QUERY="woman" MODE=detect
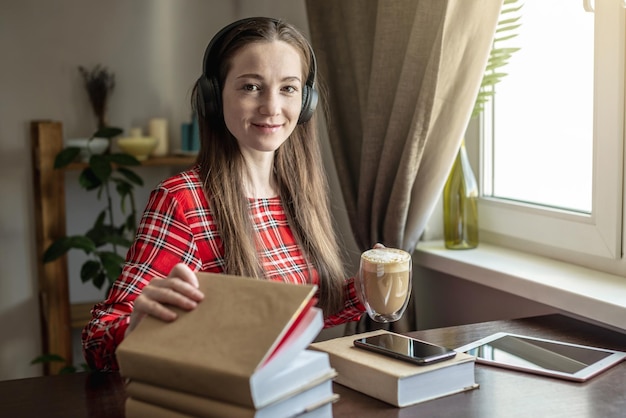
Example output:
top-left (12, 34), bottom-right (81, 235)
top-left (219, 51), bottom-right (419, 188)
top-left (82, 17), bottom-right (365, 371)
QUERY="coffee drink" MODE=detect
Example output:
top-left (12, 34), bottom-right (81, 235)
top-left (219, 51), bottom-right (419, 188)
top-left (359, 248), bottom-right (412, 322)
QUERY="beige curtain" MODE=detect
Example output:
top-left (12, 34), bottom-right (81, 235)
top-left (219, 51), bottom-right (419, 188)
top-left (306, 0), bottom-right (502, 332)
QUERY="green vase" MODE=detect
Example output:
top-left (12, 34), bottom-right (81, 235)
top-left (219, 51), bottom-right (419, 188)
top-left (443, 140), bottom-right (479, 249)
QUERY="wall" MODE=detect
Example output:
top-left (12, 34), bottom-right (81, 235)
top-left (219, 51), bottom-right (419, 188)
top-left (413, 264), bottom-right (557, 330)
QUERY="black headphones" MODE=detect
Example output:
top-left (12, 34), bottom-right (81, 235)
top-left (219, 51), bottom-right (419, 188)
top-left (197, 17), bottom-right (318, 125)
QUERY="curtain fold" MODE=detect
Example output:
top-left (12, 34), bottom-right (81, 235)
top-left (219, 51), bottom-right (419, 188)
top-left (306, 0), bottom-right (502, 332)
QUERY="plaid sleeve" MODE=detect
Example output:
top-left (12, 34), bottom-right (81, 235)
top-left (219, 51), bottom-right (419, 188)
top-left (323, 276), bottom-right (365, 328)
top-left (81, 183), bottom-right (203, 371)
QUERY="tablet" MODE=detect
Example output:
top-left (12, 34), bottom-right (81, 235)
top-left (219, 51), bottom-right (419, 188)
top-left (455, 332), bottom-right (626, 382)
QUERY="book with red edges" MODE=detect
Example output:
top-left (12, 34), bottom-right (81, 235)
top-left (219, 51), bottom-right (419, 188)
top-left (116, 272), bottom-right (324, 409)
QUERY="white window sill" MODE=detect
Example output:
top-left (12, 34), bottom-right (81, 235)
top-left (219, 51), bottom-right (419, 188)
top-left (414, 241), bottom-right (626, 332)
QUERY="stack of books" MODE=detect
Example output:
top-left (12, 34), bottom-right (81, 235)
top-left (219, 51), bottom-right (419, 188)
top-left (116, 273), bottom-right (338, 418)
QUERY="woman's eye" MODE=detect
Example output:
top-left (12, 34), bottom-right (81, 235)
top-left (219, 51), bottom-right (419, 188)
top-left (283, 85), bottom-right (297, 94)
top-left (243, 84), bottom-right (259, 92)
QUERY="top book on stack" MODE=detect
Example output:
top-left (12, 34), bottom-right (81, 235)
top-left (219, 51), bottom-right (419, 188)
top-left (116, 272), bottom-right (324, 409)
top-left (311, 330), bottom-right (477, 407)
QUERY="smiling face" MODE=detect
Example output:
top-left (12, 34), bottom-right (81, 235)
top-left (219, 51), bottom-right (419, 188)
top-left (222, 40), bottom-right (304, 159)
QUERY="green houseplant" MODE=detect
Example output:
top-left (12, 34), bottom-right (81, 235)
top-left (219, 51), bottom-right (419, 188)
top-left (43, 126), bottom-right (144, 290)
top-left (443, 0), bottom-right (522, 249)
top-left (34, 128), bottom-right (143, 373)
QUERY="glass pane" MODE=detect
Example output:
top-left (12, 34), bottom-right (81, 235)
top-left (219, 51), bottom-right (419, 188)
top-left (491, 1), bottom-right (594, 213)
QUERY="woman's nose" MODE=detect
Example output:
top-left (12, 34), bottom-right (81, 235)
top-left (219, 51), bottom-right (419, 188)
top-left (259, 91), bottom-right (280, 116)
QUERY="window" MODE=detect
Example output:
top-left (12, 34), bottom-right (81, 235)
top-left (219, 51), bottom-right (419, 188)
top-left (477, 0), bottom-right (625, 267)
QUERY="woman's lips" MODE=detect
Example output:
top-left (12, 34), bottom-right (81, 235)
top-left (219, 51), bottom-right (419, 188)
top-left (253, 123), bottom-right (283, 133)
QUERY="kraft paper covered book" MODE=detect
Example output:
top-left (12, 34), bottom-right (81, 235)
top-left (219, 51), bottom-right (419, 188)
top-left (125, 395), bottom-right (338, 418)
top-left (116, 272), bottom-right (323, 409)
top-left (125, 363), bottom-right (337, 418)
top-left (310, 330), bottom-right (478, 407)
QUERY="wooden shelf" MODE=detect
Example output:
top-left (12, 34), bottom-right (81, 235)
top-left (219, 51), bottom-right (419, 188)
top-left (31, 121), bottom-right (70, 375)
top-left (30, 120), bottom-right (195, 374)
top-left (66, 154), bottom-right (197, 170)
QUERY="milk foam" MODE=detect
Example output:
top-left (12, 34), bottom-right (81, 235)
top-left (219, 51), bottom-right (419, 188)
top-left (361, 248), bottom-right (411, 273)
top-left (361, 248), bottom-right (410, 264)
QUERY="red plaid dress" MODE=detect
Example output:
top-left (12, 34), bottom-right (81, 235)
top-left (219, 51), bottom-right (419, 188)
top-left (82, 166), bottom-right (364, 371)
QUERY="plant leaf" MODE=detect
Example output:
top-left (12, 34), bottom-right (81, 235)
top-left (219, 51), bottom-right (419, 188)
top-left (31, 354), bottom-right (67, 365)
top-left (501, 3), bottom-right (523, 14)
top-left (93, 126), bottom-right (123, 139)
top-left (54, 147), bottom-right (81, 168)
top-left (93, 210), bottom-right (107, 229)
top-left (116, 167), bottom-right (144, 186)
top-left (471, 0), bottom-right (522, 118)
top-left (80, 260), bottom-right (102, 283)
top-left (79, 167), bottom-right (103, 191)
top-left (92, 271), bottom-right (107, 290)
top-left (105, 234), bottom-right (132, 247)
top-left (114, 180), bottom-right (133, 213)
top-left (99, 251), bottom-right (125, 266)
top-left (42, 238), bottom-right (71, 262)
top-left (125, 213), bottom-right (137, 234)
top-left (498, 17), bottom-right (521, 26)
top-left (86, 223), bottom-right (120, 247)
top-left (68, 236), bottom-right (97, 253)
top-left (496, 23), bottom-right (522, 34)
top-left (43, 236), bottom-right (96, 262)
top-left (108, 153), bottom-right (141, 166)
top-left (58, 365), bottom-right (78, 374)
top-left (114, 178), bottom-right (133, 195)
top-left (89, 154), bottom-right (112, 182)
top-left (99, 251), bottom-right (125, 282)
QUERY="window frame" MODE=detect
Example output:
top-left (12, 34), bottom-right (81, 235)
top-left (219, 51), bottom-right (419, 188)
top-left (475, 0), bottom-right (626, 268)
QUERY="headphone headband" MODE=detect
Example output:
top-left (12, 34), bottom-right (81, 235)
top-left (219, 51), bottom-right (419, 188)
top-left (198, 17), bottom-right (318, 125)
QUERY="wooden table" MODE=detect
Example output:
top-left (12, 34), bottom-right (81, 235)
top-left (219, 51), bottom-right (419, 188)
top-left (1, 314), bottom-right (625, 417)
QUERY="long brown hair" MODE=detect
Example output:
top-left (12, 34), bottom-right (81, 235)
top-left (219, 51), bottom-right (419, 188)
top-left (191, 18), bottom-right (346, 316)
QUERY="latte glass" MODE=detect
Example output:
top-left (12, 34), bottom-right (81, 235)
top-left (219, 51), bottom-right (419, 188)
top-left (357, 248), bottom-right (412, 323)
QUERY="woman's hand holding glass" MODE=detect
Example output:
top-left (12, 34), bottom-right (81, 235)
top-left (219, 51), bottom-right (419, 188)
top-left (126, 263), bottom-right (204, 336)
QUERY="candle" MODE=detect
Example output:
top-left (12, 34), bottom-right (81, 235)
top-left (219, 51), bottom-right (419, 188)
top-left (148, 118), bottom-right (168, 157)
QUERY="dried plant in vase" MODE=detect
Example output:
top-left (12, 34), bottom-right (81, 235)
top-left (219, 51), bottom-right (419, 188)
top-left (79, 64), bottom-right (115, 129)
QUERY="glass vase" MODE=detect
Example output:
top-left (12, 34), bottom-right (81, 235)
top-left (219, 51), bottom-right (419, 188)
top-left (443, 140), bottom-right (479, 249)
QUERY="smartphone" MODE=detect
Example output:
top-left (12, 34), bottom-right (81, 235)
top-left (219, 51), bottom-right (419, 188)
top-left (353, 333), bottom-right (457, 366)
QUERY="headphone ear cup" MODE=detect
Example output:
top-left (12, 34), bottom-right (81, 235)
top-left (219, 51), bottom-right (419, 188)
top-left (198, 75), bottom-right (221, 120)
top-left (298, 85), bottom-right (318, 124)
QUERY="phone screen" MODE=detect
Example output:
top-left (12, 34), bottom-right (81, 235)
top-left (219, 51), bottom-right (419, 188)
top-left (354, 333), bottom-right (456, 365)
